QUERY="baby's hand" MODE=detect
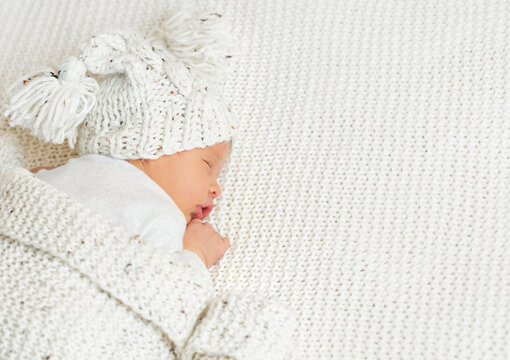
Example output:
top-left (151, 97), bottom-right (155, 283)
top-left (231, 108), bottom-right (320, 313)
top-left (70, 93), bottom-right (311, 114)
top-left (183, 219), bottom-right (230, 269)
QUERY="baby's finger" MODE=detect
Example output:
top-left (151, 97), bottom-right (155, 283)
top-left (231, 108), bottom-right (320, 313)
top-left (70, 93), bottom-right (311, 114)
top-left (223, 237), bottom-right (230, 248)
top-left (189, 218), bottom-right (204, 226)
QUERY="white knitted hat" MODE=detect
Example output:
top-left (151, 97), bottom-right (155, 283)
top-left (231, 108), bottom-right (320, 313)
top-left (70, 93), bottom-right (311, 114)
top-left (2, 4), bottom-right (239, 159)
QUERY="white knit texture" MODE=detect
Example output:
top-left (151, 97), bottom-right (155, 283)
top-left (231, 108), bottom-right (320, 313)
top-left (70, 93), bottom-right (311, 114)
top-left (0, 149), bottom-right (297, 358)
top-left (0, 0), bottom-right (509, 359)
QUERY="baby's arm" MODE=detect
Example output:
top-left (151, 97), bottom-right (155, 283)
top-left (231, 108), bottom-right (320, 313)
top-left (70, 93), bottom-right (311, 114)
top-left (173, 249), bottom-right (211, 280)
top-left (138, 228), bottom-right (210, 280)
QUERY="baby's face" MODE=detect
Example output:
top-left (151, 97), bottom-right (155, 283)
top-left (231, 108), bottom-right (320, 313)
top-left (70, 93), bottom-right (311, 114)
top-left (127, 141), bottom-right (231, 224)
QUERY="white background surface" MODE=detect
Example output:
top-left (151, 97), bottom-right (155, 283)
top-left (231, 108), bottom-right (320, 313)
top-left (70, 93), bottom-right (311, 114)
top-left (1, 0), bottom-right (508, 358)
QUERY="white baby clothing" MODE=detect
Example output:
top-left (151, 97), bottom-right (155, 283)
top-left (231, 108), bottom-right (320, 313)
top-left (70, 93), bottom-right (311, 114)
top-left (35, 154), bottom-right (209, 279)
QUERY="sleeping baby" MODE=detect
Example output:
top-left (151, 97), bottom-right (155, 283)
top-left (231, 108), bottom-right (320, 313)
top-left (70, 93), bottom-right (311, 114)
top-left (3, 12), bottom-right (238, 279)
top-left (31, 140), bottom-right (232, 278)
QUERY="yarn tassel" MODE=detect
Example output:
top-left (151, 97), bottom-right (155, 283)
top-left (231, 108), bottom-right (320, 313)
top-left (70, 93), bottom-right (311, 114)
top-left (3, 57), bottom-right (99, 148)
top-left (148, 4), bottom-right (240, 94)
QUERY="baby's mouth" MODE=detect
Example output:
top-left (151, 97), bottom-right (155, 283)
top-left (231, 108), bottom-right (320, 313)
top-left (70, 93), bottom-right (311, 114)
top-left (193, 205), bottom-right (213, 220)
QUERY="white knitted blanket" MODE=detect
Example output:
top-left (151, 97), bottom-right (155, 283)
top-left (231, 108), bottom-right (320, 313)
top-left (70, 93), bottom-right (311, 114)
top-left (1, 0), bottom-right (508, 359)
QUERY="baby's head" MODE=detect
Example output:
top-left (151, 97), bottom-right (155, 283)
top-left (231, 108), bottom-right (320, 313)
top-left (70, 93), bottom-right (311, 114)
top-left (3, 7), bottom-right (239, 226)
top-left (127, 140), bottom-right (232, 224)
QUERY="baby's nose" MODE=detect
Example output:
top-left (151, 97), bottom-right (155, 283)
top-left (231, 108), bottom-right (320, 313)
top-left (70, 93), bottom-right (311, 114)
top-left (210, 182), bottom-right (222, 198)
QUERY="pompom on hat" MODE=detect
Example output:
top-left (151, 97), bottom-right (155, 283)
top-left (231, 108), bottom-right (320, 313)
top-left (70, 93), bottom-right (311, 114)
top-left (3, 3), bottom-right (240, 159)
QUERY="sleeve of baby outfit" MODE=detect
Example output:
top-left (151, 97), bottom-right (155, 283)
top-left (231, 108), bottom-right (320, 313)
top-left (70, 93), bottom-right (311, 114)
top-left (140, 219), bottom-right (211, 280)
top-left (172, 249), bottom-right (211, 281)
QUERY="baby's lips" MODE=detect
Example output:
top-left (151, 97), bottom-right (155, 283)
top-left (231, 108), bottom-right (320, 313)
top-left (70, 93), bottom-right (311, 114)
top-left (194, 204), bottom-right (213, 219)
top-left (202, 205), bottom-right (213, 218)
top-left (194, 205), bottom-right (203, 219)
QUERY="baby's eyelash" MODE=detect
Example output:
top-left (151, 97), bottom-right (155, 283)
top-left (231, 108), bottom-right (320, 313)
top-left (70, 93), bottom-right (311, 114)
top-left (203, 159), bottom-right (212, 168)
